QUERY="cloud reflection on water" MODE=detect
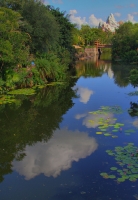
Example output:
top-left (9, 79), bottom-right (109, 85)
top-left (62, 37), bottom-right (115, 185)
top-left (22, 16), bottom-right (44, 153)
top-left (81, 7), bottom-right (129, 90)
top-left (73, 86), bottom-right (94, 104)
top-left (133, 119), bottom-right (138, 128)
top-left (75, 112), bottom-right (115, 128)
top-left (13, 128), bottom-right (98, 180)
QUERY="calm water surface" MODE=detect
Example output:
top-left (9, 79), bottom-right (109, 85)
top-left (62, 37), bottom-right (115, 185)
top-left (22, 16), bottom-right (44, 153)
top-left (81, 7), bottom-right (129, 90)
top-left (1, 55), bottom-right (138, 200)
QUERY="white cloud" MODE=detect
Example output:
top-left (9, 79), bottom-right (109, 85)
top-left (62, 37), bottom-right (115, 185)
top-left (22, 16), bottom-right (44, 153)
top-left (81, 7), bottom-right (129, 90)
top-left (13, 128), bottom-right (98, 180)
top-left (114, 12), bottom-right (121, 17)
top-left (129, 3), bottom-right (136, 8)
top-left (89, 14), bottom-right (104, 27)
top-left (127, 14), bottom-right (136, 23)
top-left (75, 86), bottom-right (94, 104)
top-left (132, 12), bottom-right (138, 16)
top-left (107, 67), bottom-right (114, 79)
top-left (69, 10), bottom-right (87, 28)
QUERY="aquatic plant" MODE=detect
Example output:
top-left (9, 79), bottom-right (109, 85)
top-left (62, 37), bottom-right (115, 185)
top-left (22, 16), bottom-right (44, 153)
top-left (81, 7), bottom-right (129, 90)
top-left (89, 105), bottom-right (123, 115)
top-left (100, 143), bottom-right (138, 183)
top-left (89, 106), bottom-right (124, 138)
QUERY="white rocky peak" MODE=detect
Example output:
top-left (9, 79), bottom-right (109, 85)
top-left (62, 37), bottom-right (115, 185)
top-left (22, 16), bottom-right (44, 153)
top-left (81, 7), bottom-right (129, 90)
top-left (99, 13), bottom-right (119, 32)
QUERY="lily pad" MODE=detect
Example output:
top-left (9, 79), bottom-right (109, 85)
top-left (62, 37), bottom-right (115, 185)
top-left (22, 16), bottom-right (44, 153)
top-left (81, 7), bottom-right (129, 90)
top-left (100, 144), bottom-right (138, 183)
top-left (110, 167), bottom-right (117, 171)
top-left (117, 178), bottom-right (125, 182)
top-left (96, 132), bottom-right (102, 134)
top-left (108, 175), bottom-right (116, 179)
top-left (104, 133), bottom-right (111, 136)
top-left (112, 135), bottom-right (118, 138)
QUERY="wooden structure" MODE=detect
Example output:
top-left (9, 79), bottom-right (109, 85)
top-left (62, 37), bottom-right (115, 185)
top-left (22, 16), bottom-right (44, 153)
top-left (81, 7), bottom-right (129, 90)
top-left (94, 40), bottom-right (112, 49)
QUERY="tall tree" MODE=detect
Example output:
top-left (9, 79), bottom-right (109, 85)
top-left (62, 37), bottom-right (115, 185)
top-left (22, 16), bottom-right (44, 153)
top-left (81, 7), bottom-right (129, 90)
top-left (0, 7), bottom-right (30, 69)
top-left (46, 6), bottom-right (77, 64)
top-left (20, 1), bottom-right (60, 54)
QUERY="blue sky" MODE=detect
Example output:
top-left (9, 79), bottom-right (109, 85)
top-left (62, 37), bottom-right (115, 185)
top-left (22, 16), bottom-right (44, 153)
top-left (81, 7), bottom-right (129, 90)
top-left (43, 0), bottom-right (138, 28)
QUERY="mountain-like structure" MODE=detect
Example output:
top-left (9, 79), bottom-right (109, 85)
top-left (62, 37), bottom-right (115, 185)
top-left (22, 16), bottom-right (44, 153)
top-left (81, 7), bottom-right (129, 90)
top-left (99, 13), bottom-right (119, 32)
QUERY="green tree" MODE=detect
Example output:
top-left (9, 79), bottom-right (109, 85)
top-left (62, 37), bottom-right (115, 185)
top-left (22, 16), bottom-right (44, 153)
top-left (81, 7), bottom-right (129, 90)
top-left (79, 25), bottom-right (113, 47)
top-left (46, 6), bottom-right (77, 65)
top-left (112, 22), bottom-right (138, 62)
top-left (20, 1), bottom-right (60, 54)
top-left (0, 7), bottom-right (30, 69)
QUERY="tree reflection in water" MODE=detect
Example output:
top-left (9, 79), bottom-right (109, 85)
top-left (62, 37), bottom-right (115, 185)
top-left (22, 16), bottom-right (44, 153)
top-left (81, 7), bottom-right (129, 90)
top-left (0, 80), bottom-right (78, 182)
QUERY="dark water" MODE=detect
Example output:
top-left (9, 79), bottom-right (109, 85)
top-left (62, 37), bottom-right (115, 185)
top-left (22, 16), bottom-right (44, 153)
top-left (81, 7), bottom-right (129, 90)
top-left (0, 55), bottom-right (138, 200)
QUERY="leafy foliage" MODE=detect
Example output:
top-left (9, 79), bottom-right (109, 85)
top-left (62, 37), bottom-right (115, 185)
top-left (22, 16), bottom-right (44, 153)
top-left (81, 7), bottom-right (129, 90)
top-left (0, 7), bottom-right (30, 68)
top-left (76, 25), bottom-right (113, 47)
top-left (0, 1), bottom-right (77, 89)
top-left (112, 22), bottom-right (138, 62)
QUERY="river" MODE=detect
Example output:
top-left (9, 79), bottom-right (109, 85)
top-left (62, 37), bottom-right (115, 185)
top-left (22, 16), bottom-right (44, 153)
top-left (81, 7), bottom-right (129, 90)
top-left (0, 54), bottom-right (138, 200)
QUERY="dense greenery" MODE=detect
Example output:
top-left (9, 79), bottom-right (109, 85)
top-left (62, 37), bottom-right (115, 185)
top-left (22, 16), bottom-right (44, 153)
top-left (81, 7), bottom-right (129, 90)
top-left (112, 22), bottom-right (138, 63)
top-left (73, 24), bottom-right (113, 47)
top-left (3, 1), bottom-right (138, 91)
top-left (0, 0), bottom-right (78, 92)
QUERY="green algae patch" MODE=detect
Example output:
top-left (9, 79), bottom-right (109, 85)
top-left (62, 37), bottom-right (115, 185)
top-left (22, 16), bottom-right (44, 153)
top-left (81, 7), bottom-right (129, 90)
top-left (8, 88), bottom-right (36, 95)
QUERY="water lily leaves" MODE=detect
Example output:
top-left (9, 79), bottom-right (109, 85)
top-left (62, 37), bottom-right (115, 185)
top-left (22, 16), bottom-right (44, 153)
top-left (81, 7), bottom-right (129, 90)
top-left (129, 177), bottom-right (137, 182)
top-left (125, 129), bottom-right (136, 136)
top-left (112, 135), bottom-right (118, 138)
top-left (99, 128), bottom-right (107, 131)
top-left (100, 172), bottom-right (108, 176)
top-left (128, 143), bottom-right (134, 146)
top-left (100, 144), bottom-right (138, 183)
top-left (89, 105), bottom-right (125, 138)
top-left (117, 169), bottom-right (123, 172)
top-left (125, 129), bottom-right (135, 133)
top-left (117, 178), bottom-right (125, 182)
top-left (110, 167), bottom-right (117, 171)
top-left (89, 106), bottom-right (123, 115)
top-left (104, 133), bottom-right (111, 136)
top-left (100, 173), bottom-right (109, 179)
top-left (108, 175), bottom-right (116, 179)
top-left (96, 132), bottom-right (102, 134)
